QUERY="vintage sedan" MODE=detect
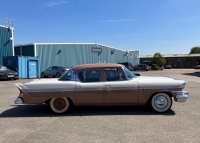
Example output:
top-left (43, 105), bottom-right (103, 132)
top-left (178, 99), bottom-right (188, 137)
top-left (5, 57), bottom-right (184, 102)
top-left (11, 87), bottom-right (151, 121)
top-left (14, 63), bottom-right (188, 114)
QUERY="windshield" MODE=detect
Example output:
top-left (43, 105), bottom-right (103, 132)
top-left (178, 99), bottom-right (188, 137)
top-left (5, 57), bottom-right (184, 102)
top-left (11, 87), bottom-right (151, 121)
top-left (123, 66), bottom-right (137, 79)
top-left (0, 66), bottom-right (8, 71)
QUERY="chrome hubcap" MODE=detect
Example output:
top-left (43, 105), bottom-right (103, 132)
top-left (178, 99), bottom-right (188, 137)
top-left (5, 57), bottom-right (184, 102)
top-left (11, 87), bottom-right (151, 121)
top-left (155, 96), bottom-right (168, 109)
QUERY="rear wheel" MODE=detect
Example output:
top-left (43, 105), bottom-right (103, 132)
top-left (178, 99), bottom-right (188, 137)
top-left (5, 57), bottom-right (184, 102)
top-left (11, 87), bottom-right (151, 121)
top-left (150, 93), bottom-right (172, 112)
top-left (50, 97), bottom-right (71, 114)
top-left (41, 72), bottom-right (46, 78)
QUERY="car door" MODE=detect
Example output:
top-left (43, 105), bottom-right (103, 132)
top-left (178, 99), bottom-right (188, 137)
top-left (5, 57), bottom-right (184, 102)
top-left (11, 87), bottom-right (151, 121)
top-left (75, 69), bottom-right (104, 105)
top-left (52, 66), bottom-right (58, 76)
top-left (45, 66), bottom-right (53, 76)
top-left (103, 67), bottom-right (139, 105)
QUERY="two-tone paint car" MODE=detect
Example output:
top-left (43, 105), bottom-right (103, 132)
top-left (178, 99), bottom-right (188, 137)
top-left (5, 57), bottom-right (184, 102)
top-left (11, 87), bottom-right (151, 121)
top-left (14, 63), bottom-right (188, 114)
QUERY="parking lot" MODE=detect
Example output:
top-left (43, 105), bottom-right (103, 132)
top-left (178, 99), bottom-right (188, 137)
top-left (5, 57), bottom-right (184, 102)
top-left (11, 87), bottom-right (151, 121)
top-left (0, 69), bottom-right (200, 143)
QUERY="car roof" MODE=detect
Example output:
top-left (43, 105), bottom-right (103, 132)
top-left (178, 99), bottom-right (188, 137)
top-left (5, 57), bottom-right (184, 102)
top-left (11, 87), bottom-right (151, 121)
top-left (72, 63), bottom-right (123, 73)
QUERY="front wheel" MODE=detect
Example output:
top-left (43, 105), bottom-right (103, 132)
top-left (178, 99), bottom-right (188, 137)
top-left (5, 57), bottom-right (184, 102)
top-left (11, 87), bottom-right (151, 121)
top-left (150, 93), bottom-right (172, 112)
top-left (50, 97), bottom-right (71, 114)
top-left (55, 73), bottom-right (61, 78)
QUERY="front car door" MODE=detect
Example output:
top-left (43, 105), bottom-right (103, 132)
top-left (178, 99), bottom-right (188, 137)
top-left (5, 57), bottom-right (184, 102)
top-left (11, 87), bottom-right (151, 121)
top-left (45, 66), bottom-right (53, 76)
top-left (75, 69), bottom-right (104, 105)
top-left (103, 67), bottom-right (139, 105)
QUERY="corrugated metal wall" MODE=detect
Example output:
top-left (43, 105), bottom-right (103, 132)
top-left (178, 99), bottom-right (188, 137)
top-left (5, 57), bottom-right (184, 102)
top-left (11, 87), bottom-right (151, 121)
top-left (14, 43), bottom-right (139, 72)
top-left (35, 43), bottom-right (139, 71)
top-left (0, 26), bottom-right (13, 65)
top-left (128, 50), bottom-right (140, 66)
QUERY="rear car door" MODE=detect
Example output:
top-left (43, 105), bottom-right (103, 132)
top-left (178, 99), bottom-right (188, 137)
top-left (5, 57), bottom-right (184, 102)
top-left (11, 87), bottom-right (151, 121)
top-left (75, 69), bottom-right (104, 105)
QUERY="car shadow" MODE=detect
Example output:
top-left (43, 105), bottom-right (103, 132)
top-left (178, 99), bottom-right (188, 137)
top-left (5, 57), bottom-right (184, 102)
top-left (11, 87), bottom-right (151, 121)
top-left (0, 104), bottom-right (175, 118)
top-left (182, 72), bottom-right (200, 77)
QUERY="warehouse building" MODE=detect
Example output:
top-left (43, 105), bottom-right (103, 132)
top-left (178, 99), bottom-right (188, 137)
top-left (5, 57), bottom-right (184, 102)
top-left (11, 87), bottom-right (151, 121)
top-left (140, 54), bottom-right (200, 68)
top-left (0, 25), bottom-right (14, 65)
top-left (14, 43), bottom-right (140, 72)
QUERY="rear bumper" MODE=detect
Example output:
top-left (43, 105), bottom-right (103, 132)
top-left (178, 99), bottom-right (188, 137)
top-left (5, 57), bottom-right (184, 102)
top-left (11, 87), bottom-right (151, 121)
top-left (172, 91), bottom-right (189, 103)
top-left (14, 93), bottom-right (23, 104)
top-left (14, 97), bottom-right (23, 104)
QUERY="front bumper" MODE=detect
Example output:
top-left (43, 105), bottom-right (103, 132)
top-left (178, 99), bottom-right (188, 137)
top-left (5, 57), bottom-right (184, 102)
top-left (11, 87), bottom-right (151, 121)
top-left (172, 91), bottom-right (189, 103)
top-left (0, 75), bottom-right (18, 80)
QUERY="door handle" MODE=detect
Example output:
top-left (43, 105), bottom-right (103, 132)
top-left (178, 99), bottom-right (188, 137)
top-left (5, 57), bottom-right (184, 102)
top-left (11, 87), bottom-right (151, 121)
top-left (105, 85), bottom-right (111, 92)
top-left (105, 85), bottom-right (111, 88)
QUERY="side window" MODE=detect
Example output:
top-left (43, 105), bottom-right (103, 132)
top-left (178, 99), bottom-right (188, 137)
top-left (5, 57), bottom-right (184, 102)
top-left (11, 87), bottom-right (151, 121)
top-left (78, 69), bottom-right (100, 83)
top-left (104, 68), bottom-right (126, 81)
top-left (53, 66), bottom-right (58, 70)
top-left (47, 67), bottom-right (53, 70)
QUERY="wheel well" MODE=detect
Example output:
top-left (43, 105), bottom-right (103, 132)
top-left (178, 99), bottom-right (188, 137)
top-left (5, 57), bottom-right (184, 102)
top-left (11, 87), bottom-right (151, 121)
top-left (44, 97), bottom-right (74, 106)
top-left (66, 97), bottom-right (74, 106)
top-left (147, 92), bottom-right (172, 104)
top-left (44, 98), bottom-right (51, 104)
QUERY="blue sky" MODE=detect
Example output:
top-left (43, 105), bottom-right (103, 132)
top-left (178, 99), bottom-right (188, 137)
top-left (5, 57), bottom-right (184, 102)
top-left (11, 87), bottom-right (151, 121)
top-left (0, 0), bottom-right (200, 55)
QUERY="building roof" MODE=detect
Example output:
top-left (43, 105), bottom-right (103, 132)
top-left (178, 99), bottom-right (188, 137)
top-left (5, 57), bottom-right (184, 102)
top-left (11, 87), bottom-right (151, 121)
top-left (14, 43), bottom-right (139, 53)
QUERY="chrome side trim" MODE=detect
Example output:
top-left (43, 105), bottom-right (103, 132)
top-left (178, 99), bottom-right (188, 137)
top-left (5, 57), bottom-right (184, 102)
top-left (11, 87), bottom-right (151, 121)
top-left (172, 91), bottom-right (189, 103)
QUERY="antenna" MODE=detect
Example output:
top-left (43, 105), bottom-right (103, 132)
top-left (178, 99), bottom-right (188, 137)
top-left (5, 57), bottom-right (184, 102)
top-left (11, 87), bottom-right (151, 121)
top-left (7, 18), bottom-right (10, 27)
top-left (7, 18), bottom-right (14, 28)
top-left (11, 20), bottom-right (14, 27)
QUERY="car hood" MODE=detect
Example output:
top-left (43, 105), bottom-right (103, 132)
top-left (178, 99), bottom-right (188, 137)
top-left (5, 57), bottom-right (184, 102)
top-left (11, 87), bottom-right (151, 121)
top-left (0, 70), bottom-right (16, 74)
top-left (136, 76), bottom-right (187, 89)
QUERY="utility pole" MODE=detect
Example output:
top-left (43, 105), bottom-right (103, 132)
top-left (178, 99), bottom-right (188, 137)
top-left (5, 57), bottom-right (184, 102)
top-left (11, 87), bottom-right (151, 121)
top-left (7, 18), bottom-right (14, 56)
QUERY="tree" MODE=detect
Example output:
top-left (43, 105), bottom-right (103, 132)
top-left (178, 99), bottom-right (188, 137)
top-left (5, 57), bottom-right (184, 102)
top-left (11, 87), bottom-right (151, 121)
top-left (152, 52), bottom-right (166, 70)
top-left (190, 46), bottom-right (200, 54)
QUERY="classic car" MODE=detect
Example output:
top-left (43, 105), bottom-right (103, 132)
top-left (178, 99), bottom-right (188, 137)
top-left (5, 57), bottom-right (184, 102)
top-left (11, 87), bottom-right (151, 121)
top-left (14, 63), bottom-right (188, 114)
top-left (0, 66), bottom-right (18, 80)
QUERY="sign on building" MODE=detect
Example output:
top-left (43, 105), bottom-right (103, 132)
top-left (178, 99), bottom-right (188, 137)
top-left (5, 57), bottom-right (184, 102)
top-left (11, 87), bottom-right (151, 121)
top-left (91, 47), bottom-right (102, 53)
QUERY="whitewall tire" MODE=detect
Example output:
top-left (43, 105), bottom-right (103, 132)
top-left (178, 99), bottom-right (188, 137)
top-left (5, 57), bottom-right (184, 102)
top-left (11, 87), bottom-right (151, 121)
top-left (50, 97), bottom-right (70, 114)
top-left (150, 93), bottom-right (172, 112)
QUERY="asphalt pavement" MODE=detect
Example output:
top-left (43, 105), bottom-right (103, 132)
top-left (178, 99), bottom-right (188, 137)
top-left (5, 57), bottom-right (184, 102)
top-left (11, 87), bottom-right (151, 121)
top-left (0, 69), bottom-right (200, 143)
